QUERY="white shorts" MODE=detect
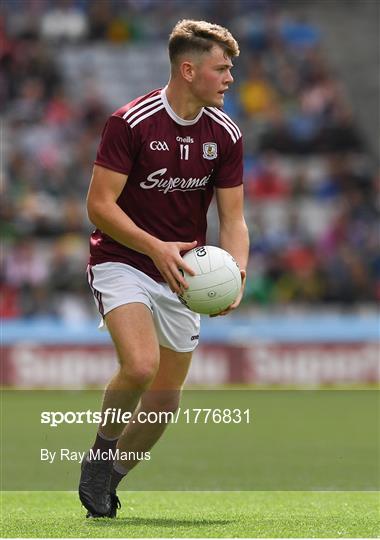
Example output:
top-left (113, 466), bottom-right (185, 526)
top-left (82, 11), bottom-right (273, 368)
top-left (87, 262), bottom-right (200, 352)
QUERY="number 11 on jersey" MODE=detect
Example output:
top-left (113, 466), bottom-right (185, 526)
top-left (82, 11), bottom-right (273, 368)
top-left (180, 144), bottom-right (189, 160)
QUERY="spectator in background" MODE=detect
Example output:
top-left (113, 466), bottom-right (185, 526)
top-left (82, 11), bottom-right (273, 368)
top-left (239, 59), bottom-right (277, 117)
top-left (40, 0), bottom-right (88, 42)
top-left (246, 153), bottom-right (290, 200)
top-left (8, 78), bottom-right (45, 124)
top-left (87, 1), bottom-right (113, 41)
top-left (1, 1), bottom-right (377, 317)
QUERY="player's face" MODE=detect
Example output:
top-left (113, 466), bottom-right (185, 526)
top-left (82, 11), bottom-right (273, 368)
top-left (191, 45), bottom-right (234, 108)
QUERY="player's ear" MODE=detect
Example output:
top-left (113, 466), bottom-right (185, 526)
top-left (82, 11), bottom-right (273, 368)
top-left (181, 61), bottom-right (195, 82)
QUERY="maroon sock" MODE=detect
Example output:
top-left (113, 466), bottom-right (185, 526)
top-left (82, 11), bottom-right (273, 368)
top-left (91, 432), bottom-right (118, 454)
top-left (110, 468), bottom-right (127, 492)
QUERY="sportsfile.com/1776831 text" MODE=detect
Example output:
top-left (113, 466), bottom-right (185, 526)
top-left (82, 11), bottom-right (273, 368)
top-left (40, 407), bottom-right (251, 427)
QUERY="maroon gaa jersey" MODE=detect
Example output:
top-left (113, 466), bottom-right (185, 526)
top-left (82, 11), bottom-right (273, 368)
top-left (90, 87), bottom-right (243, 282)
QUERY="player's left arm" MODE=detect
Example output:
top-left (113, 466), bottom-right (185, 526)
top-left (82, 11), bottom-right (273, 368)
top-left (215, 184), bottom-right (249, 316)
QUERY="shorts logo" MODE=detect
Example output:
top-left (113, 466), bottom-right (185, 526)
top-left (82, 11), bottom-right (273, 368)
top-left (203, 142), bottom-right (217, 160)
top-left (150, 141), bottom-right (169, 151)
top-left (191, 334), bottom-right (199, 341)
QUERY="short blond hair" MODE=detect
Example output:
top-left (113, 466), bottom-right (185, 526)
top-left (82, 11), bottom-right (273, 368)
top-left (168, 19), bottom-right (240, 66)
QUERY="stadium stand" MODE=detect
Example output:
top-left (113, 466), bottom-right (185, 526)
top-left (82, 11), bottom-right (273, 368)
top-left (1, 0), bottom-right (379, 321)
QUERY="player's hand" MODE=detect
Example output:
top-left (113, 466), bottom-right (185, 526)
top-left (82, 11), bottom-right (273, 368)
top-left (210, 269), bottom-right (246, 318)
top-left (151, 240), bottom-right (197, 293)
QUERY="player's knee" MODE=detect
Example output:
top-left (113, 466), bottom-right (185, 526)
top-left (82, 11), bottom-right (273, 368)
top-left (119, 361), bottom-right (158, 390)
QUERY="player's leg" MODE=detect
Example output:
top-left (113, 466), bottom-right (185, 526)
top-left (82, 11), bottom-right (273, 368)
top-left (79, 302), bottom-right (159, 517)
top-left (108, 280), bottom-right (199, 486)
top-left (98, 303), bottom-right (160, 439)
top-left (110, 346), bottom-right (193, 491)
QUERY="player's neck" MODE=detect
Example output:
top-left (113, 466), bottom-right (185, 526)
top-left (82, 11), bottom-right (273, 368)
top-left (165, 83), bottom-right (203, 121)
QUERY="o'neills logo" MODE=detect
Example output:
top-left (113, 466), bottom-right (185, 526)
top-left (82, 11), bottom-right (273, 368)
top-left (176, 136), bottom-right (194, 143)
top-left (140, 168), bottom-right (211, 194)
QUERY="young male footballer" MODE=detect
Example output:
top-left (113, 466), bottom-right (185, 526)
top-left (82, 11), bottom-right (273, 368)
top-left (79, 19), bottom-right (249, 518)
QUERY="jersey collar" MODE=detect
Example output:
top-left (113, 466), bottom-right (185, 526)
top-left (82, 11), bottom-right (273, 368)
top-left (161, 87), bottom-right (204, 126)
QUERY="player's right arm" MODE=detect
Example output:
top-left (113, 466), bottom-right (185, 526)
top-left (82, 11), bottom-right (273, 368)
top-left (86, 164), bottom-right (196, 293)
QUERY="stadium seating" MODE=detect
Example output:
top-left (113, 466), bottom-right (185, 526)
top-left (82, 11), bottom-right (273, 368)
top-left (1, 0), bottom-right (378, 320)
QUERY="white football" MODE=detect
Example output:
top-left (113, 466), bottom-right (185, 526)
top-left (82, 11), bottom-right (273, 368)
top-left (178, 245), bottom-right (242, 315)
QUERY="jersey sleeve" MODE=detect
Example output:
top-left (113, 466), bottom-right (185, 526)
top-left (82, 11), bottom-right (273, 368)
top-left (213, 136), bottom-right (243, 188)
top-left (94, 115), bottom-right (137, 175)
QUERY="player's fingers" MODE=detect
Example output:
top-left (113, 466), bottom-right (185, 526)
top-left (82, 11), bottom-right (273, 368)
top-left (165, 272), bottom-right (181, 294)
top-left (228, 294), bottom-right (243, 311)
top-left (178, 259), bottom-right (196, 277)
top-left (158, 263), bottom-right (179, 293)
top-left (178, 240), bottom-right (197, 252)
top-left (162, 263), bottom-right (187, 293)
top-left (176, 268), bottom-right (189, 291)
top-left (172, 264), bottom-right (189, 290)
top-left (176, 241), bottom-right (197, 276)
top-left (210, 310), bottom-right (229, 318)
top-left (209, 301), bottom-right (237, 317)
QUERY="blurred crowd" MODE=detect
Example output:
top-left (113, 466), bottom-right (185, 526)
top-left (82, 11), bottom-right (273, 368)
top-left (1, 0), bottom-right (379, 320)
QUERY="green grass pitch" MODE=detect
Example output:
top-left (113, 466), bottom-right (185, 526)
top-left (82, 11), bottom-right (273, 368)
top-left (1, 491), bottom-right (379, 537)
top-left (2, 389), bottom-right (379, 536)
top-left (2, 390), bottom-right (378, 491)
